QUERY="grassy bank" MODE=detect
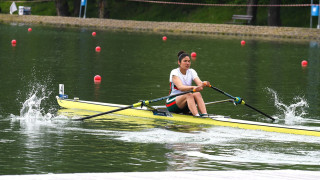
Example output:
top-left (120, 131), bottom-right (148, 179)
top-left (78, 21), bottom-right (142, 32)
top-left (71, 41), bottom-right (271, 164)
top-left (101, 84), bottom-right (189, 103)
top-left (1, 14), bottom-right (320, 42)
top-left (0, 1), bottom-right (316, 28)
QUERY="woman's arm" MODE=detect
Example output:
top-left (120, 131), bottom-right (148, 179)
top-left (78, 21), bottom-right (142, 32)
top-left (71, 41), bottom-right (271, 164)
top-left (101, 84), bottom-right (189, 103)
top-left (173, 76), bottom-right (203, 92)
top-left (194, 77), bottom-right (210, 87)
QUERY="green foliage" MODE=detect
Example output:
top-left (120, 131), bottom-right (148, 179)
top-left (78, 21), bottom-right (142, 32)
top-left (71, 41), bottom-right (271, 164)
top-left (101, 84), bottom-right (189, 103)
top-left (0, 1), bottom-right (56, 15)
top-left (0, 2), bottom-right (11, 13)
top-left (108, 1), bottom-right (311, 27)
top-left (30, 2), bottom-right (56, 16)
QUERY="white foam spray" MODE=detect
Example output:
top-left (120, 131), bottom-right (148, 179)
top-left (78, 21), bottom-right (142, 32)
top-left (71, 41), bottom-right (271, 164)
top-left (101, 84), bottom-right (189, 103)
top-left (266, 88), bottom-right (309, 125)
top-left (19, 83), bottom-right (53, 121)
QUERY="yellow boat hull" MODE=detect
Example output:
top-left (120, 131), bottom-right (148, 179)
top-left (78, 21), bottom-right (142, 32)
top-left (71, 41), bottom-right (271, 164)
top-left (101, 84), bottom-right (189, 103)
top-left (56, 97), bottom-right (320, 137)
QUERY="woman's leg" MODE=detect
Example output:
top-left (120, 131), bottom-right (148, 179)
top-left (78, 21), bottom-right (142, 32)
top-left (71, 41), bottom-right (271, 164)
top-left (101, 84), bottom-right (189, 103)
top-left (176, 93), bottom-right (199, 116)
top-left (193, 92), bottom-right (207, 114)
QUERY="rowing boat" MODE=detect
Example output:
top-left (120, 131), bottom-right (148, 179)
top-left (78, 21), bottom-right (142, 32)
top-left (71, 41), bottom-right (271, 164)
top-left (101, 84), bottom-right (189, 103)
top-left (56, 96), bottom-right (320, 137)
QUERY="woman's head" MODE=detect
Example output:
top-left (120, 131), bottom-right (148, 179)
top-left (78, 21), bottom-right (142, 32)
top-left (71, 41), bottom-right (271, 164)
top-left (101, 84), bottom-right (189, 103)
top-left (177, 51), bottom-right (190, 63)
top-left (177, 51), bottom-right (191, 70)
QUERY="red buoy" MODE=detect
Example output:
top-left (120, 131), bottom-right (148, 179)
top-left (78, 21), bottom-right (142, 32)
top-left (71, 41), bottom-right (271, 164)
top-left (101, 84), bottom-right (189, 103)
top-left (94, 75), bottom-right (101, 81)
top-left (92, 32), bottom-right (96, 36)
top-left (162, 36), bottom-right (167, 41)
top-left (191, 52), bottom-right (197, 57)
top-left (301, 60), bottom-right (308, 67)
top-left (11, 39), bottom-right (17, 44)
top-left (241, 40), bottom-right (246, 46)
top-left (95, 46), bottom-right (101, 52)
top-left (28, 28), bottom-right (32, 32)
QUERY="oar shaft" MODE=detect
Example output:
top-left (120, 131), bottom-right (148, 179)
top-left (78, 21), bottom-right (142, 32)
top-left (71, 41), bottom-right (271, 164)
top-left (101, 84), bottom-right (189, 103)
top-left (205, 99), bottom-right (233, 105)
top-left (209, 85), bottom-right (275, 122)
top-left (210, 86), bottom-right (235, 99)
top-left (245, 103), bottom-right (275, 121)
top-left (76, 105), bottom-right (133, 121)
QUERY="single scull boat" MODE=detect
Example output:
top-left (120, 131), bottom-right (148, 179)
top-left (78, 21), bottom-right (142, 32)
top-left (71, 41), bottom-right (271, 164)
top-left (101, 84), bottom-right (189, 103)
top-left (56, 96), bottom-right (320, 137)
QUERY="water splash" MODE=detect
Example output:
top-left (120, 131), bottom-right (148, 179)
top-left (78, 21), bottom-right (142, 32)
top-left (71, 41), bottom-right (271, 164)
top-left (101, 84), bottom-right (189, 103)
top-left (266, 88), bottom-right (309, 125)
top-left (12, 82), bottom-right (54, 122)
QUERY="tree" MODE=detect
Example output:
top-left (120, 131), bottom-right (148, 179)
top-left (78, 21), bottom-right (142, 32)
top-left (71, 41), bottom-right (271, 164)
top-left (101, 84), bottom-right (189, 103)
top-left (73, 0), bottom-right (80, 17)
top-left (246, 0), bottom-right (259, 25)
top-left (98, 0), bottom-right (109, 18)
top-left (268, 0), bottom-right (281, 26)
top-left (55, 0), bottom-right (70, 16)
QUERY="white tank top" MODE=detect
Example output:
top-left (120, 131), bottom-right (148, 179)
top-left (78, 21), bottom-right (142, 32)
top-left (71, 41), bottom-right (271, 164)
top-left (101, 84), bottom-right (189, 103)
top-left (169, 68), bottom-right (198, 95)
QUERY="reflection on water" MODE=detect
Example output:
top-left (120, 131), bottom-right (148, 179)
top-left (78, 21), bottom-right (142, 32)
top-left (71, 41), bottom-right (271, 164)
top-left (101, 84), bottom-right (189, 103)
top-left (116, 127), bottom-right (320, 170)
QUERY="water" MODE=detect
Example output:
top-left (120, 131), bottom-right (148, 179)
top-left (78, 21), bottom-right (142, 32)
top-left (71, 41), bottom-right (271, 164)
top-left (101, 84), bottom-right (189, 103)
top-left (267, 88), bottom-right (314, 125)
top-left (1, 23), bottom-right (320, 175)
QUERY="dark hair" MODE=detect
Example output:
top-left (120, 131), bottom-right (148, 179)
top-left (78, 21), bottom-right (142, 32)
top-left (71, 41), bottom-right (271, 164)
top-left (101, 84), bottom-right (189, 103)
top-left (177, 51), bottom-right (189, 62)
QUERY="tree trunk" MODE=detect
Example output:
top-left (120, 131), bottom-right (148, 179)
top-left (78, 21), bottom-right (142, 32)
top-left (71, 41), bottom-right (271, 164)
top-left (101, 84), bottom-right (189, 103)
top-left (268, 0), bottom-right (281, 26)
top-left (98, 0), bottom-right (109, 18)
top-left (55, 0), bottom-right (70, 16)
top-left (246, 0), bottom-right (258, 25)
top-left (73, 0), bottom-right (80, 17)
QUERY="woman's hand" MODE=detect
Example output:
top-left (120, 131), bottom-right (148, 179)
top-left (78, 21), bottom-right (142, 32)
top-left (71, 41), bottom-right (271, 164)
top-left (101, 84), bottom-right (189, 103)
top-left (193, 86), bottom-right (203, 92)
top-left (202, 81), bottom-right (211, 87)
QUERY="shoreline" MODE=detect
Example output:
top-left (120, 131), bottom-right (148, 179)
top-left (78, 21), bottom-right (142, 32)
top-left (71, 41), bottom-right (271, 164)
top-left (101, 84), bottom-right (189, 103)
top-left (1, 14), bottom-right (320, 41)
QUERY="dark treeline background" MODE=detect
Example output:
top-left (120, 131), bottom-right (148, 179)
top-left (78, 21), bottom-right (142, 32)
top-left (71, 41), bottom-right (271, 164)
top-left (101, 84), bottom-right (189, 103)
top-left (1, 0), bottom-right (318, 27)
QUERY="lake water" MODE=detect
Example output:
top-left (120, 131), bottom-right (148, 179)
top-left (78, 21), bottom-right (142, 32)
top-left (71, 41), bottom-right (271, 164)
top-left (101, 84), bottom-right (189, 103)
top-left (0, 23), bottom-right (320, 175)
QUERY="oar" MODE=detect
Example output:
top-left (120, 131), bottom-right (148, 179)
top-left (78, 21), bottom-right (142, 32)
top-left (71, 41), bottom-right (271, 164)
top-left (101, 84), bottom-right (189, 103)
top-left (75, 89), bottom-right (196, 121)
top-left (205, 99), bottom-right (233, 105)
top-left (208, 85), bottom-right (275, 122)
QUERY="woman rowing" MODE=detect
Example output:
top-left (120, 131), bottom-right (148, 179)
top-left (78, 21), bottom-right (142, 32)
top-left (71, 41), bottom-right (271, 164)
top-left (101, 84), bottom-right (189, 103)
top-left (166, 51), bottom-right (210, 117)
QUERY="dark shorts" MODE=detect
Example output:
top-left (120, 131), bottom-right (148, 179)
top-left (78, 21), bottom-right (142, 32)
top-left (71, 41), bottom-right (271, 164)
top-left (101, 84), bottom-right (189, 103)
top-left (166, 97), bottom-right (189, 114)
